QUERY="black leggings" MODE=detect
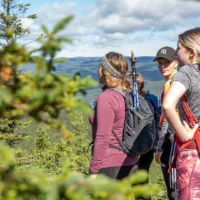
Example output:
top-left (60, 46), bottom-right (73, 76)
top-left (99, 164), bottom-right (138, 180)
top-left (161, 139), bottom-right (177, 200)
top-left (138, 149), bottom-right (154, 172)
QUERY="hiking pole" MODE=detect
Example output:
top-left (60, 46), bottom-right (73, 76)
top-left (130, 51), bottom-right (139, 109)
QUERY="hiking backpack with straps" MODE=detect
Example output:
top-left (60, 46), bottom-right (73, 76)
top-left (108, 88), bottom-right (156, 156)
top-left (145, 92), bottom-right (162, 150)
top-left (146, 92), bottom-right (162, 129)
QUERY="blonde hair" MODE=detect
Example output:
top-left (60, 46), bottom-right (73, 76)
top-left (101, 52), bottom-right (131, 91)
top-left (179, 27), bottom-right (200, 63)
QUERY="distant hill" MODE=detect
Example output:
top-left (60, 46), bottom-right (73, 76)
top-left (21, 56), bottom-right (165, 101)
top-left (54, 56), bottom-right (163, 82)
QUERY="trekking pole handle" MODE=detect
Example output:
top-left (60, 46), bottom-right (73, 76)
top-left (130, 51), bottom-right (137, 82)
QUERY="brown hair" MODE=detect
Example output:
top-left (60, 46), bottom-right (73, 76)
top-left (101, 52), bottom-right (131, 91)
top-left (136, 73), bottom-right (144, 92)
top-left (123, 73), bottom-right (146, 95)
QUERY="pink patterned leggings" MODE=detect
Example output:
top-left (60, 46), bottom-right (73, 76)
top-left (176, 149), bottom-right (200, 200)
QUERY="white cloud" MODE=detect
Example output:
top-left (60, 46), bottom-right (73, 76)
top-left (95, 0), bottom-right (200, 33)
top-left (107, 33), bottom-right (125, 40)
top-left (19, 0), bottom-right (200, 57)
top-left (36, 2), bottom-right (76, 25)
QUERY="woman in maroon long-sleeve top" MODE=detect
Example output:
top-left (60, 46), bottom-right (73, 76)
top-left (89, 52), bottom-right (139, 179)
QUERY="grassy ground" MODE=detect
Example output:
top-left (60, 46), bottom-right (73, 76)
top-left (149, 160), bottom-right (163, 184)
top-left (149, 160), bottom-right (168, 200)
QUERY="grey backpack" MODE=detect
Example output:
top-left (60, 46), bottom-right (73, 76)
top-left (109, 88), bottom-right (156, 156)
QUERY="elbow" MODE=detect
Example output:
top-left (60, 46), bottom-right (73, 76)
top-left (162, 99), bottom-right (176, 114)
top-left (162, 96), bottom-right (177, 114)
top-left (161, 102), bottom-right (171, 113)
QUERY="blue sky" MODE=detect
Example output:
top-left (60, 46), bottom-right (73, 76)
top-left (16, 0), bottom-right (200, 57)
top-left (21, 0), bottom-right (95, 15)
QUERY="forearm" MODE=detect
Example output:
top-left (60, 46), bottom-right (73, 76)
top-left (156, 118), bottom-right (169, 151)
top-left (162, 104), bottom-right (193, 142)
top-left (162, 81), bottom-right (196, 142)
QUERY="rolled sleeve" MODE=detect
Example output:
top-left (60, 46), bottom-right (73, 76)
top-left (173, 65), bottom-right (191, 91)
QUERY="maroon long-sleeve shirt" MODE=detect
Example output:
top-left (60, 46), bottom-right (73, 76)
top-left (89, 87), bottom-right (139, 173)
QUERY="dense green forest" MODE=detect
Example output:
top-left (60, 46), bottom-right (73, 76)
top-left (0, 0), bottom-right (168, 199)
top-left (21, 56), bottom-right (165, 101)
top-left (54, 56), bottom-right (165, 99)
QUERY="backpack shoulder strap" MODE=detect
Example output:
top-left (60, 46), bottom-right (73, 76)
top-left (180, 95), bottom-right (198, 125)
top-left (169, 95), bottom-right (200, 172)
top-left (145, 97), bottom-right (155, 114)
top-left (108, 130), bottom-right (123, 151)
top-left (106, 88), bottom-right (126, 150)
top-left (159, 80), bottom-right (172, 126)
top-left (180, 96), bottom-right (200, 153)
